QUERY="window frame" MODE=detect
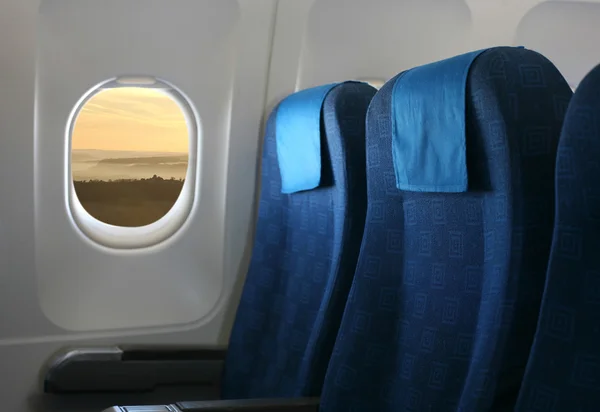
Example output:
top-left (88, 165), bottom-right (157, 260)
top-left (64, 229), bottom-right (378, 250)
top-left (66, 76), bottom-right (199, 250)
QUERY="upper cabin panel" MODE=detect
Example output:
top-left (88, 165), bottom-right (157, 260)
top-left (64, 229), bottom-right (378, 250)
top-left (516, 1), bottom-right (600, 89)
top-left (300, 0), bottom-right (472, 88)
top-left (266, 0), bottom-right (600, 106)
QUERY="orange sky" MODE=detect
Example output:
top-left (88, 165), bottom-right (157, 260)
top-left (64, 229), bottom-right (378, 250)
top-left (71, 87), bottom-right (189, 153)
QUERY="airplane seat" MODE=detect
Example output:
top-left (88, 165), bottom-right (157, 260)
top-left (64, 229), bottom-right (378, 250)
top-left (319, 47), bottom-right (572, 412)
top-left (220, 81), bottom-right (377, 400)
top-left (515, 64), bottom-right (600, 412)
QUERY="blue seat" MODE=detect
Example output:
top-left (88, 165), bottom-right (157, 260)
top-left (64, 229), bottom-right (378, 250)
top-left (515, 64), bottom-right (600, 412)
top-left (221, 82), bottom-right (376, 399)
top-left (320, 47), bottom-right (572, 412)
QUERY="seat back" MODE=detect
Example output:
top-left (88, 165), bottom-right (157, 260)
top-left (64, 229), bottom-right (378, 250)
top-left (320, 47), bottom-right (572, 412)
top-left (221, 82), bottom-right (376, 399)
top-left (516, 64), bottom-right (600, 412)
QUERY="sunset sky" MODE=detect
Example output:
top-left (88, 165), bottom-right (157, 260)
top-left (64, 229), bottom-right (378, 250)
top-left (71, 87), bottom-right (189, 153)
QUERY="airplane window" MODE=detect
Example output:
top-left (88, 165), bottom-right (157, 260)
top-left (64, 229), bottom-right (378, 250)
top-left (71, 86), bottom-right (189, 227)
top-left (68, 78), bottom-right (197, 249)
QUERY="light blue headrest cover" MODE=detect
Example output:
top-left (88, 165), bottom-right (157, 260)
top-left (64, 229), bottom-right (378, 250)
top-left (391, 48), bottom-right (489, 193)
top-left (276, 82), bottom-right (340, 194)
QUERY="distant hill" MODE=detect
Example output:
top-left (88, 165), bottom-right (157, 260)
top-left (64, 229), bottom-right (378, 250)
top-left (72, 149), bottom-right (189, 181)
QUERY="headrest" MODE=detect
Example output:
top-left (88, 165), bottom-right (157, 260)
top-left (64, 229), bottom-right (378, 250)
top-left (275, 82), bottom-right (341, 194)
top-left (391, 48), bottom-right (491, 193)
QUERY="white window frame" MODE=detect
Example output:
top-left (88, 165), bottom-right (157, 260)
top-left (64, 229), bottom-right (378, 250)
top-left (66, 76), bottom-right (199, 250)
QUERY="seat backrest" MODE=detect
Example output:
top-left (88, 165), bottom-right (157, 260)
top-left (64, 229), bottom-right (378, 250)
top-left (221, 82), bottom-right (376, 399)
top-left (516, 64), bottom-right (600, 412)
top-left (319, 47), bottom-right (572, 412)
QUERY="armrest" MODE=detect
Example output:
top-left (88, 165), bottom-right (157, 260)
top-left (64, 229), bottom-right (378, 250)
top-left (44, 345), bottom-right (227, 393)
top-left (102, 397), bottom-right (320, 412)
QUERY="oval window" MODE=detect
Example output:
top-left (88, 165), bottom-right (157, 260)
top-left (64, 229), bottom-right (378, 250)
top-left (72, 85), bottom-right (189, 227)
top-left (69, 77), bottom-right (198, 249)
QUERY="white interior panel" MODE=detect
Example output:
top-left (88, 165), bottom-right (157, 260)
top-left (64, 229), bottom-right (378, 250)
top-left (32, 0), bottom-right (264, 334)
top-left (516, 1), bottom-right (600, 87)
top-left (297, 0), bottom-right (472, 88)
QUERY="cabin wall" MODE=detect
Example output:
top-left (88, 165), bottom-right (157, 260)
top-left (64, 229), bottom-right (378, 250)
top-left (0, 0), bottom-right (599, 410)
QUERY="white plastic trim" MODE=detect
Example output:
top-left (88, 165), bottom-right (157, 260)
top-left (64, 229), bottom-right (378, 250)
top-left (66, 76), bottom-right (200, 250)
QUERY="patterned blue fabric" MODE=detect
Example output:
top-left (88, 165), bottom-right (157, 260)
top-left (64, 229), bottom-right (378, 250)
top-left (515, 65), bottom-right (600, 412)
top-left (221, 82), bottom-right (376, 399)
top-left (392, 48), bottom-right (487, 193)
top-left (320, 47), bottom-right (572, 412)
top-left (276, 83), bottom-right (340, 194)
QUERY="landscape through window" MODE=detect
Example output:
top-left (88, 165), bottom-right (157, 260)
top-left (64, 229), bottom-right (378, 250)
top-left (71, 87), bottom-right (189, 227)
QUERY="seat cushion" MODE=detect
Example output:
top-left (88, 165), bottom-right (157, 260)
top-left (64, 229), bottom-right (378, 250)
top-left (516, 64), bottom-right (600, 412)
top-left (320, 47), bottom-right (572, 412)
top-left (221, 82), bottom-right (376, 399)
